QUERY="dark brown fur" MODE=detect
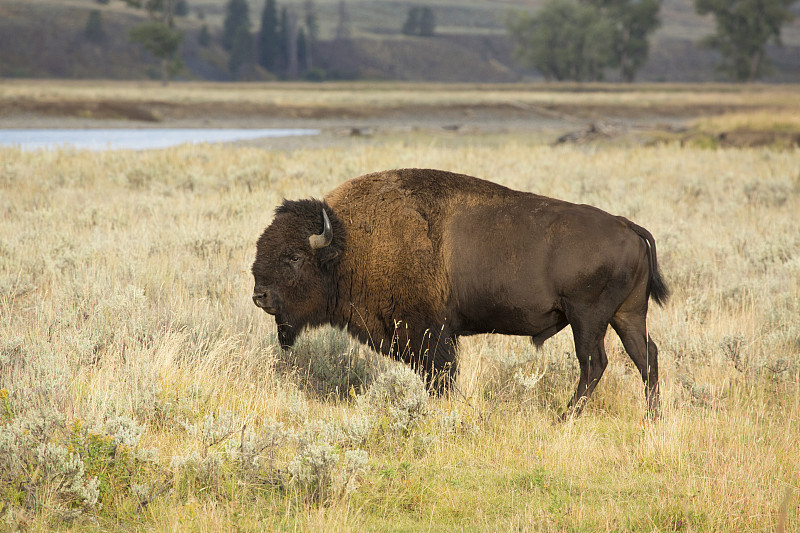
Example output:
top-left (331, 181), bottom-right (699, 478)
top-left (252, 169), bottom-right (669, 415)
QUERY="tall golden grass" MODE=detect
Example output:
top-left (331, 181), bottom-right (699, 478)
top-left (1, 132), bottom-right (798, 530)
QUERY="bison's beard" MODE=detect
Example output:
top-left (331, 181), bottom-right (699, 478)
top-left (275, 315), bottom-right (299, 349)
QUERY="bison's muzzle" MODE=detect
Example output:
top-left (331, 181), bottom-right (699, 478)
top-left (252, 290), bottom-right (278, 315)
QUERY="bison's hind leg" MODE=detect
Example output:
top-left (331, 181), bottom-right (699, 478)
top-left (610, 311), bottom-right (660, 419)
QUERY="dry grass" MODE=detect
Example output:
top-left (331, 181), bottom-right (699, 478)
top-left (692, 110), bottom-right (800, 133)
top-left (2, 80), bottom-right (800, 116)
top-left (1, 127), bottom-right (799, 531)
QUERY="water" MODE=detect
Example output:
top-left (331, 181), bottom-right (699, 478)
top-left (0, 128), bottom-right (320, 151)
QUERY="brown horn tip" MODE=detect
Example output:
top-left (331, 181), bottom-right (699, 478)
top-left (309, 208), bottom-right (333, 249)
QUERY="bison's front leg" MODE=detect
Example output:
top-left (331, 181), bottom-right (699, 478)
top-left (401, 325), bottom-right (458, 396)
top-left (425, 358), bottom-right (457, 395)
top-left (563, 307), bottom-right (610, 418)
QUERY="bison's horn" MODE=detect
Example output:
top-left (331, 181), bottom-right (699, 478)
top-left (309, 208), bottom-right (333, 249)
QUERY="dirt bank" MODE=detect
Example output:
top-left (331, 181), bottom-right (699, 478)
top-left (2, 87), bottom-right (797, 149)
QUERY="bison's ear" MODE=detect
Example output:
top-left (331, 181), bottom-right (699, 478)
top-left (316, 247), bottom-right (340, 271)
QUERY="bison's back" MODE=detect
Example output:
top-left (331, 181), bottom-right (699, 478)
top-left (443, 192), bottom-right (650, 338)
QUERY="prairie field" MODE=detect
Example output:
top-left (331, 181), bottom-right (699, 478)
top-left (1, 84), bottom-right (799, 531)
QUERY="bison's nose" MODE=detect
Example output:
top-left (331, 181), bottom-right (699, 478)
top-left (252, 292), bottom-right (277, 315)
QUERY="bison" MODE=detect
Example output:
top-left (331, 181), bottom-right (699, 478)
top-left (252, 169), bottom-right (669, 416)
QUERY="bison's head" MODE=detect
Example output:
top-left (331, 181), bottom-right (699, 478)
top-left (252, 199), bottom-right (344, 349)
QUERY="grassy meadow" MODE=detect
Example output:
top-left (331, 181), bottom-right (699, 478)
top-left (1, 88), bottom-right (799, 531)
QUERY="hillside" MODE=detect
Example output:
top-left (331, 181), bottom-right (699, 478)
top-left (1, 0), bottom-right (799, 82)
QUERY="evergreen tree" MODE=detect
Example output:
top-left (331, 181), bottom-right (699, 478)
top-left (304, 0), bottom-right (319, 42)
top-left (174, 0), bottom-right (189, 17)
top-left (297, 27), bottom-right (307, 72)
top-left (258, 0), bottom-right (279, 71)
top-left (402, 7), bottom-right (420, 35)
top-left (85, 10), bottom-right (106, 43)
top-left (223, 0), bottom-right (250, 51)
top-left (419, 7), bottom-right (436, 36)
top-left (228, 25), bottom-right (255, 75)
top-left (286, 8), bottom-right (299, 78)
top-left (335, 0), bottom-right (351, 41)
top-left (129, 21), bottom-right (184, 84)
top-left (303, 0), bottom-right (318, 69)
top-left (128, 0), bottom-right (185, 84)
top-left (694, 0), bottom-right (797, 81)
top-left (278, 7), bottom-right (290, 72)
top-left (198, 24), bottom-right (211, 47)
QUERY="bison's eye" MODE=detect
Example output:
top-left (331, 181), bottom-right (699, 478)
top-left (285, 254), bottom-right (304, 269)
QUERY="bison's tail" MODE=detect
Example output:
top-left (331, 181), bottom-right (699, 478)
top-left (627, 221), bottom-right (670, 307)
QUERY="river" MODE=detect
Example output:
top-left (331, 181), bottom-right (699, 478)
top-left (0, 128), bottom-right (320, 151)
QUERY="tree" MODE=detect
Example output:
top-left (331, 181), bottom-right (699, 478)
top-left (694, 0), bottom-right (797, 81)
top-left (129, 21), bottom-right (184, 84)
top-left (286, 8), bottom-right (299, 79)
top-left (297, 27), bottom-right (308, 71)
top-left (258, 0), bottom-right (279, 71)
top-left (419, 7), bottom-right (436, 36)
top-left (278, 7), bottom-right (290, 72)
top-left (228, 25), bottom-right (255, 76)
top-left (198, 24), bottom-right (211, 47)
top-left (122, 0), bottom-right (179, 24)
top-left (403, 6), bottom-right (436, 36)
top-left (335, 0), bottom-right (351, 41)
top-left (85, 10), bottom-right (106, 43)
top-left (508, 0), bottom-right (616, 81)
top-left (303, 0), bottom-right (319, 42)
top-left (174, 0), bottom-right (189, 17)
top-left (402, 7), bottom-right (420, 35)
top-left (141, 0), bottom-right (177, 24)
top-left (127, 0), bottom-right (185, 84)
top-left (303, 0), bottom-right (318, 70)
top-left (223, 0), bottom-right (250, 51)
top-left (585, 0), bottom-right (661, 82)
